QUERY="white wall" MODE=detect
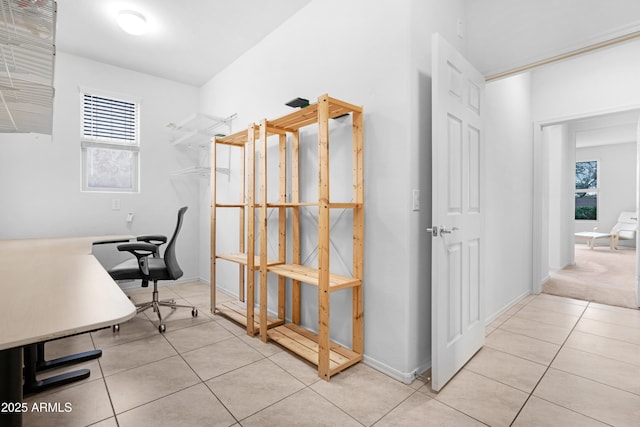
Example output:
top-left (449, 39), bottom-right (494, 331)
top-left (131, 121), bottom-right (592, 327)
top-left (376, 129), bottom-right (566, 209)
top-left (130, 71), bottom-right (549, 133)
top-left (199, 0), bottom-right (466, 382)
top-left (546, 124), bottom-right (575, 269)
top-left (484, 73), bottom-right (534, 318)
top-left (0, 52), bottom-right (201, 284)
top-left (575, 141), bottom-right (637, 244)
top-left (532, 40), bottom-right (640, 121)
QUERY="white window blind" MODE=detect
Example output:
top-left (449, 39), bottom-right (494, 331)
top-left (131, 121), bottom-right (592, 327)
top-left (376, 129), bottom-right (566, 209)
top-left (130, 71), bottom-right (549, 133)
top-left (82, 94), bottom-right (138, 144)
top-left (80, 91), bottom-right (140, 192)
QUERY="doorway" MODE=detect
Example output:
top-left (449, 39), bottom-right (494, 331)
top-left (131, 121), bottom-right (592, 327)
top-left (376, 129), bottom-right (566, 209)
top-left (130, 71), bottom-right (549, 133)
top-left (534, 108), bottom-right (640, 308)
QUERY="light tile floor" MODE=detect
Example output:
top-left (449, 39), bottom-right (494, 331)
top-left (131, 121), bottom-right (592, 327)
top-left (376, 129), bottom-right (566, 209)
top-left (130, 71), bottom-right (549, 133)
top-left (22, 282), bottom-right (640, 426)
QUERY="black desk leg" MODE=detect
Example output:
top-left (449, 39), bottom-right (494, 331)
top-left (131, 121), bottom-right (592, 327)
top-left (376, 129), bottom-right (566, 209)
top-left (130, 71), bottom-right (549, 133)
top-left (0, 347), bottom-right (23, 427)
top-left (23, 344), bottom-right (94, 395)
top-left (35, 342), bottom-right (102, 372)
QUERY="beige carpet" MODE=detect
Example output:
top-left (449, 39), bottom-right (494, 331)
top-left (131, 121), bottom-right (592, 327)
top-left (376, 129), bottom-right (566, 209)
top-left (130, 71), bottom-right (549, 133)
top-left (543, 244), bottom-right (638, 308)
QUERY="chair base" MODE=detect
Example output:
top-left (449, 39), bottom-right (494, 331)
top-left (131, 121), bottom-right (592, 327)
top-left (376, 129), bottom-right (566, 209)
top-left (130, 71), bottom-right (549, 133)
top-left (131, 288), bottom-right (198, 333)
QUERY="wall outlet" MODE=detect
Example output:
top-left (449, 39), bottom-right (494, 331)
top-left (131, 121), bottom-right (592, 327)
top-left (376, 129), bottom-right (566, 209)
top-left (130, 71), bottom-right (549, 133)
top-left (412, 189), bottom-right (420, 211)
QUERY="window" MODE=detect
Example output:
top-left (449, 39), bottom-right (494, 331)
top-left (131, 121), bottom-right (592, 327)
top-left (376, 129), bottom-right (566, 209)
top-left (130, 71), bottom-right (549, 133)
top-left (575, 160), bottom-right (598, 220)
top-left (81, 91), bottom-right (140, 192)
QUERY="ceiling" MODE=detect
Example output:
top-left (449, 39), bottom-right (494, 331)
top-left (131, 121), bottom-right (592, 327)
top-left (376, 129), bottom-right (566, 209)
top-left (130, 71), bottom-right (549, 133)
top-left (55, 0), bottom-right (311, 87)
top-left (466, 0), bottom-right (640, 78)
top-left (56, 1), bottom-right (640, 88)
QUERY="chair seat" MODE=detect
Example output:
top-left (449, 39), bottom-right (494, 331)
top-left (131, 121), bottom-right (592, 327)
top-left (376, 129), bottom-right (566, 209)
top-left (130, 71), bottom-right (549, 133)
top-left (109, 258), bottom-right (173, 281)
top-left (574, 231), bottom-right (610, 239)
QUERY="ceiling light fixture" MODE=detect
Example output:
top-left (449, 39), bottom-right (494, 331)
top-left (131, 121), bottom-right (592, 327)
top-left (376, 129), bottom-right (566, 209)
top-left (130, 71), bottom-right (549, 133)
top-left (117, 10), bottom-right (147, 36)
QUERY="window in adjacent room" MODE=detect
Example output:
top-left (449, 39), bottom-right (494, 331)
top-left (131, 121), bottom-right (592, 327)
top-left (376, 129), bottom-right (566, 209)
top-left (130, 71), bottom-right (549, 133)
top-left (81, 91), bottom-right (140, 192)
top-left (575, 160), bottom-right (598, 220)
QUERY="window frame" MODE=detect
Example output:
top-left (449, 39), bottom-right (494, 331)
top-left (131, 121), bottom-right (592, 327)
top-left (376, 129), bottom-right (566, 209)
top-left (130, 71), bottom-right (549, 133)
top-left (80, 88), bottom-right (141, 193)
top-left (574, 159), bottom-right (599, 222)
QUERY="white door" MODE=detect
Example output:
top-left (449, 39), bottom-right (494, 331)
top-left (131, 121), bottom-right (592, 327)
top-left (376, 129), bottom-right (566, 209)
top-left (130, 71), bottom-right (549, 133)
top-left (431, 33), bottom-right (486, 391)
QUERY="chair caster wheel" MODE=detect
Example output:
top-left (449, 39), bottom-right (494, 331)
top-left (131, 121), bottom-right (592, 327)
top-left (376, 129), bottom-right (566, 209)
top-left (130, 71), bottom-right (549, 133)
top-left (159, 324), bottom-right (166, 333)
top-left (112, 324), bottom-right (120, 332)
top-left (192, 308), bottom-right (198, 317)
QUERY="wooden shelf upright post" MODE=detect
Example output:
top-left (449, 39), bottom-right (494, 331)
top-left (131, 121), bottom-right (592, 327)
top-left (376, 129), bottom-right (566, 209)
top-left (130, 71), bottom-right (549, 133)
top-left (317, 95), bottom-right (331, 379)
top-left (352, 107), bottom-right (365, 355)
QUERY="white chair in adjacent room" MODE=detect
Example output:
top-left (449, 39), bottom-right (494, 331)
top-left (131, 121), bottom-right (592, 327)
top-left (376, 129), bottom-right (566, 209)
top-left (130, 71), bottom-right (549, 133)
top-left (574, 211), bottom-right (637, 250)
top-left (610, 211), bottom-right (638, 249)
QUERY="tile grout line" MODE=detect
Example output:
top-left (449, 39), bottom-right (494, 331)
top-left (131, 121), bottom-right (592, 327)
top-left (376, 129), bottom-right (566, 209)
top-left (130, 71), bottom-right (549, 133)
top-left (507, 300), bottom-right (591, 426)
top-left (163, 313), bottom-right (242, 426)
top-left (376, 386), bottom-right (490, 427)
top-left (104, 311), bottom-right (243, 424)
top-left (89, 330), bottom-right (121, 427)
top-left (102, 285), bottom-right (234, 424)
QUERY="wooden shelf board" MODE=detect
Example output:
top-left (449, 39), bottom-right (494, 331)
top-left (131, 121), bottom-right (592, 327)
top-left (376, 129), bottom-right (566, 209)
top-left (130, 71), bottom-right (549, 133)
top-left (215, 300), bottom-right (284, 334)
top-left (329, 202), bottom-right (363, 209)
top-left (215, 203), bottom-right (247, 208)
top-left (263, 202), bottom-right (362, 209)
top-left (265, 202), bottom-right (318, 208)
top-left (267, 324), bottom-right (362, 376)
top-left (215, 127), bottom-right (258, 146)
top-left (267, 263), bottom-right (361, 290)
top-left (268, 97), bottom-right (362, 131)
top-left (216, 253), bottom-right (281, 268)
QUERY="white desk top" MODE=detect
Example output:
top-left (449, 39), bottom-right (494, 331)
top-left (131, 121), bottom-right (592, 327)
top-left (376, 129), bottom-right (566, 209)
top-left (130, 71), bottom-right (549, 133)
top-left (0, 235), bottom-right (136, 350)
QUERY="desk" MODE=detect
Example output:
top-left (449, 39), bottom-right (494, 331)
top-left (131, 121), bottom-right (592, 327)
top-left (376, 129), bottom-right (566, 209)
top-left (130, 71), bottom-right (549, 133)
top-left (0, 236), bottom-right (136, 426)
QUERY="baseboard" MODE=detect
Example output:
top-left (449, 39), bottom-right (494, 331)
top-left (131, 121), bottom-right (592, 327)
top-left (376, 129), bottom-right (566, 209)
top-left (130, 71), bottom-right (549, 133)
top-left (540, 274), bottom-right (551, 287)
top-left (485, 289), bottom-right (532, 325)
top-left (363, 355), bottom-right (430, 385)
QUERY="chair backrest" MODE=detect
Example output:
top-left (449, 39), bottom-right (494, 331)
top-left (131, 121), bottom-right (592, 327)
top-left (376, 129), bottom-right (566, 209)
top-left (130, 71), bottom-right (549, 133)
top-left (611, 211), bottom-right (638, 239)
top-left (164, 206), bottom-right (188, 280)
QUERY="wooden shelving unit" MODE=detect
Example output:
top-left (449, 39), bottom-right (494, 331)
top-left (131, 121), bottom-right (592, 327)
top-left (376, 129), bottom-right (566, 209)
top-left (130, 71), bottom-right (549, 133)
top-left (211, 94), bottom-right (364, 380)
top-left (258, 94), bottom-right (364, 381)
top-left (211, 125), bottom-right (284, 335)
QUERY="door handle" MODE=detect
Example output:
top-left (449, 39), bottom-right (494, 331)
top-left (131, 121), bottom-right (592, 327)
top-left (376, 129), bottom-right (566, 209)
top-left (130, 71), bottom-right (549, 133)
top-left (439, 226), bottom-right (459, 234)
top-left (427, 226), bottom-right (459, 236)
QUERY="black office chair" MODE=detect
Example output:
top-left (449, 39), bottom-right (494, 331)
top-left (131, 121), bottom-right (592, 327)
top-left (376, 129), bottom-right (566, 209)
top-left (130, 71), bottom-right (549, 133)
top-left (108, 206), bottom-right (197, 332)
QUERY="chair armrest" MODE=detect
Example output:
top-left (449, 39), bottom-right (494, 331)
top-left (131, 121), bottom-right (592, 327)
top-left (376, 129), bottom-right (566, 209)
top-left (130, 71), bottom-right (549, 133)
top-left (117, 242), bottom-right (159, 256)
top-left (137, 235), bottom-right (167, 246)
top-left (136, 235), bottom-right (167, 257)
top-left (92, 237), bottom-right (132, 245)
top-left (117, 242), bottom-right (158, 276)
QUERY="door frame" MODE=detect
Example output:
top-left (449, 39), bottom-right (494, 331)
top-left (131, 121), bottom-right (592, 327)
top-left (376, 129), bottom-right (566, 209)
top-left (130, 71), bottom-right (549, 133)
top-left (532, 104), bottom-right (640, 307)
